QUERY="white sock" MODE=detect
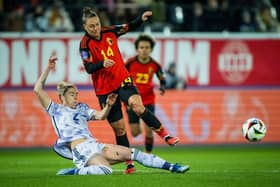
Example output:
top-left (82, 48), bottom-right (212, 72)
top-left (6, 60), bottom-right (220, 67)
top-left (77, 165), bottom-right (112, 175)
top-left (131, 148), bottom-right (166, 169)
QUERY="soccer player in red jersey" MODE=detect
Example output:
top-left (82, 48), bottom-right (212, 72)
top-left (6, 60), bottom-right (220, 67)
top-left (125, 34), bottom-right (166, 153)
top-left (79, 7), bottom-right (179, 174)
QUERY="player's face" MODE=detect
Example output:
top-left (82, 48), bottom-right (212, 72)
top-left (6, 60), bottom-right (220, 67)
top-left (137, 41), bottom-right (152, 63)
top-left (62, 87), bottom-right (78, 109)
top-left (84, 16), bottom-right (101, 39)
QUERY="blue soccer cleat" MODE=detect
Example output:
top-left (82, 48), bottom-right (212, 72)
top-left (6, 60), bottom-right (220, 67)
top-left (56, 167), bottom-right (77, 175)
top-left (171, 163), bottom-right (190, 173)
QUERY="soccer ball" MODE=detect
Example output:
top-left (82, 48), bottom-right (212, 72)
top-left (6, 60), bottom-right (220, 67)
top-left (242, 118), bottom-right (267, 142)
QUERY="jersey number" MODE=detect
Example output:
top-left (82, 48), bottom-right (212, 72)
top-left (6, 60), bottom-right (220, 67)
top-left (121, 77), bottom-right (133, 87)
top-left (73, 113), bottom-right (80, 125)
top-left (136, 73), bottom-right (149, 84)
top-left (101, 46), bottom-right (114, 60)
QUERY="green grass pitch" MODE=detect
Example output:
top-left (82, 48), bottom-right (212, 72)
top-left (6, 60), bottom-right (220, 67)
top-left (0, 145), bottom-right (279, 187)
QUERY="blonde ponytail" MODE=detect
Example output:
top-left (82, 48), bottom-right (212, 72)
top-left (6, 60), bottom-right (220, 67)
top-left (57, 81), bottom-right (75, 96)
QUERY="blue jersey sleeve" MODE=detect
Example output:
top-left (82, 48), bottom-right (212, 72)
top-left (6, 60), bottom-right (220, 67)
top-left (46, 101), bottom-right (59, 116)
top-left (79, 103), bottom-right (96, 121)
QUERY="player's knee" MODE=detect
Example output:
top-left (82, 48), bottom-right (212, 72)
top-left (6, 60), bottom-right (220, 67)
top-left (130, 102), bottom-right (145, 116)
top-left (131, 129), bottom-right (141, 137)
top-left (102, 147), bottom-right (110, 158)
top-left (110, 121), bottom-right (126, 136)
top-left (130, 124), bottom-right (141, 137)
top-left (112, 127), bottom-right (126, 136)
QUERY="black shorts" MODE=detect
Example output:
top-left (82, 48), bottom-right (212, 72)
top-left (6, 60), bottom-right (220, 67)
top-left (127, 104), bottom-right (155, 124)
top-left (97, 81), bottom-right (139, 123)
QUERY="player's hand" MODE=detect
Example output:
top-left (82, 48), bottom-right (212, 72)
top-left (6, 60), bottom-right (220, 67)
top-left (106, 93), bottom-right (118, 106)
top-left (48, 55), bottom-right (57, 70)
top-left (103, 59), bottom-right (115, 68)
top-left (142, 11), bottom-right (152, 22)
top-left (159, 85), bottom-right (165, 96)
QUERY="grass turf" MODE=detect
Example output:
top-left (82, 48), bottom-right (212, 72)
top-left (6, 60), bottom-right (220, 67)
top-left (0, 145), bottom-right (279, 187)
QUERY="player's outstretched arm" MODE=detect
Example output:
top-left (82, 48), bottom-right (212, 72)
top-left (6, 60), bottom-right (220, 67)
top-left (91, 93), bottom-right (118, 120)
top-left (34, 56), bottom-right (57, 109)
top-left (126, 11), bottom-right (152, 32)
top-left (141, 11), bottom-right (152, 22)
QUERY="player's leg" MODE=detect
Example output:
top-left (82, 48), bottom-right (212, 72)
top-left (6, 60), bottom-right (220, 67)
top-left (131, 148), bottom-right (189, 173)
top-left (78, 154), bottom-right (113, 175)
top-left (57, 155), bottom-right (113, 175)
top-left (57, 154), bottom-right (113, 175)
top-left (110, 119), bottom-right (135, 174)
top-left (143, 120), bottom-right (154, 153)
top-left (127, 104), bottom-right (154, 153)
top-left (126, 106), bottom-right (141, 137)
top-left (98, 95), bottom-right (129, 148)
top-left (98, 94), bottom-right (135, 174)
top-left (102, 144), bottom-right (189, 173)
top-left (143, 105), bottom-right (155, 153)
top-left (57, 140), bottom-right (113, 175)
top-left (119, 85), bottom-right (179, 146)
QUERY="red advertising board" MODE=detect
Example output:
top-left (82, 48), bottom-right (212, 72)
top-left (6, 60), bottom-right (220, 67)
top-left (207, 39), bottom-right (280, 86)
top-left (0, 90), bottom-right (279, 147)
top-left (0, 34), bottom-right (280, 88)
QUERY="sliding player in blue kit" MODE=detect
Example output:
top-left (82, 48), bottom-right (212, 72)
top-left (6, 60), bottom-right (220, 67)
top-left (33, 55), bottom-right (189, 175)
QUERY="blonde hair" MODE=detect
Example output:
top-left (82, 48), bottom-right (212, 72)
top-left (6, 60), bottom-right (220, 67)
top-left (57, 81), bottom-right (75, 96)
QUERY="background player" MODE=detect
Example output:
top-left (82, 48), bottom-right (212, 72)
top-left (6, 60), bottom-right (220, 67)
top-left (125, 34), bottom-right (166, 153)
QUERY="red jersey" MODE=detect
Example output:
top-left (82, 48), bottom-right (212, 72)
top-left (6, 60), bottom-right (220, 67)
top-left (79, 25), bottom-right (130, 95)
top-left (126, 56), bottom-right (165, 105)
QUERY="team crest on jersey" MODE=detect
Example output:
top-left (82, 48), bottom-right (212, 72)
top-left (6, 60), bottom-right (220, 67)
top-left (106, 37), bottom-right (113, 45)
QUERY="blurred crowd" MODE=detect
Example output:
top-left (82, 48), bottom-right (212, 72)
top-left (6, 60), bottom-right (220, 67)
top-left (0, 0), bottom-right (280, 32)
